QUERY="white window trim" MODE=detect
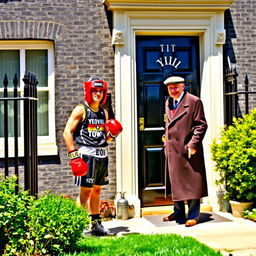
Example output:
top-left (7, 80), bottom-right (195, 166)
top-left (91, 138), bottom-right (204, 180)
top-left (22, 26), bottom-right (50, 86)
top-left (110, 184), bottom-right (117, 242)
top-left (0, 40), bottom-right (58, 157)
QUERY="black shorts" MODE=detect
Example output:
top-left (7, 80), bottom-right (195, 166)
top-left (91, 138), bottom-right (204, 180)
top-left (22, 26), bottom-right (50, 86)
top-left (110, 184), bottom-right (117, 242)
top-left (74, 154), bottom-right (109, 188)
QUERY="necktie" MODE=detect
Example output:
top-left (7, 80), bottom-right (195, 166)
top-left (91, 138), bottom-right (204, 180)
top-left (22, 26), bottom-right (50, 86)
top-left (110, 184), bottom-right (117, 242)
top-left (174, 100), bottom-right (179, 109)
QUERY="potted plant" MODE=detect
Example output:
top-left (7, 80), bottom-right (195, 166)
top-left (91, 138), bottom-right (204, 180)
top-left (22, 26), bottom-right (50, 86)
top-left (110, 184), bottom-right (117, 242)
top-left (210, 109), bottom-right (256, 217)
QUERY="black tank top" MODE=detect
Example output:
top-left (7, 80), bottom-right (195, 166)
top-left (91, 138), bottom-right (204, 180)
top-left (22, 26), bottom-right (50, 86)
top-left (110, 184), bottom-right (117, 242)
top-left (74, 103), bottom-right (108, 147)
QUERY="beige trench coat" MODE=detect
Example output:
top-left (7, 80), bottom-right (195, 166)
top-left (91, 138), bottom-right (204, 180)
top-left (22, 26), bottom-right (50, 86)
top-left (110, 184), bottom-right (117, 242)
top-left (165, 92), bottom-right (208, 201)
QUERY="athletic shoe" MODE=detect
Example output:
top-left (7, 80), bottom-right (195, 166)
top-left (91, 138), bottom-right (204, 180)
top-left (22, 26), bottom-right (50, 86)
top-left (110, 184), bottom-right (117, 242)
top-left (91, 220), bottom-right (111, 236)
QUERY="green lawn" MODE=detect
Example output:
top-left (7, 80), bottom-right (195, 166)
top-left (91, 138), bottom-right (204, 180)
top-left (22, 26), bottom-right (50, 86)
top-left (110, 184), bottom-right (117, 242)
top-left (62, 234), bottom-right (222, 256)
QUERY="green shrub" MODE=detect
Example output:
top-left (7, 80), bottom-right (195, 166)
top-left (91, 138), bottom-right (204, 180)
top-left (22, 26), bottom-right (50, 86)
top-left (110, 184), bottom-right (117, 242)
top-left (210, 109), bottom-right (256, 202)
top-left (27, 193), bottom-right (90, 255)
top-left (0, 175), bottom-right (90, 255)
top-left (0, 175), bottom-right (34, 255)
top-left (243, 208), bottom-right (256, 222)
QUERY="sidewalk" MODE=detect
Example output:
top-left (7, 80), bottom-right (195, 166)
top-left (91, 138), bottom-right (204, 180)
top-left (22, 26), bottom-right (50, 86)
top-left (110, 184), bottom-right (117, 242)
top-left (103, 211), bottom-right (256, 256)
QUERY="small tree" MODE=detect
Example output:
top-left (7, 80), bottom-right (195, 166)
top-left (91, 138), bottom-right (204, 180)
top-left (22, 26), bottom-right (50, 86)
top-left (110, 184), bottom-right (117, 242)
top-left (210, 109), bottom-right (256, 202)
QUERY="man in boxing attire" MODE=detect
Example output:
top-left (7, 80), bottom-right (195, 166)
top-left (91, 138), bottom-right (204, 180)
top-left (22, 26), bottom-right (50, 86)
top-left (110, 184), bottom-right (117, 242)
top-left (63, 77), bottom-right (122, 236)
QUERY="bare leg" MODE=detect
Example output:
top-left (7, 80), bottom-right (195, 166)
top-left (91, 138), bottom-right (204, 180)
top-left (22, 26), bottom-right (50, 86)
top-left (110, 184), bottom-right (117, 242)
top-left (90, 185), bottom-right (102, 214)
top-left (86, 185), bottom-right (110, 236)
top-left (79, 186), bottom-right (93, 211)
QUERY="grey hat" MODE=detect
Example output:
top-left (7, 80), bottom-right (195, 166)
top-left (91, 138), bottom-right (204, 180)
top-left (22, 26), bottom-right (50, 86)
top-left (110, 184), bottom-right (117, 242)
top-left (164, 76), bottom-right (185, 85)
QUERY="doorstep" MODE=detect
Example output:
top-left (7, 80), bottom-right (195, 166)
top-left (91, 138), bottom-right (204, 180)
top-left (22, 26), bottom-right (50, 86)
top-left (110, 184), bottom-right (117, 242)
top-left (141, 204), bottom-right (213, 216)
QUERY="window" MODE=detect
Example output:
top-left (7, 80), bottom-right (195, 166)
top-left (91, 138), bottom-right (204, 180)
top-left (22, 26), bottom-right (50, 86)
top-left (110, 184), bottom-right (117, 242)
top-left (0, 41), bottom-right (57, 156)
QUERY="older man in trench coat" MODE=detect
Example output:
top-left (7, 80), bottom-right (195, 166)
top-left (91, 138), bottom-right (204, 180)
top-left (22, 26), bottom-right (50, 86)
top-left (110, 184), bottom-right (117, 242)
top-left (163, 76), bottom-right (208, 227)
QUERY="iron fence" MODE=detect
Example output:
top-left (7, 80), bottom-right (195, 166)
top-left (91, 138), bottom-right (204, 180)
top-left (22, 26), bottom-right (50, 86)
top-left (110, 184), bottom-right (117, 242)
top-left (0, 72), bottom-right (38, 196)
top-left (224, 67), bottom-right (256, 125)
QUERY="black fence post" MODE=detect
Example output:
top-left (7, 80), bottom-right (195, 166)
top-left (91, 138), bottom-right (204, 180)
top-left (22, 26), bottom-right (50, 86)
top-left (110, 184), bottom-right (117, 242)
top-left (244, 75), bottom-right (249, 115)
top-left (13, 73), bottom-right (19, 181)
top-left (31, 74), bottom-right (38, 196)
top-left (3, 74), bottom-right (9, 177)
top-left (224, 67), bottom-right (238, 125)
top-left (23, 71), bottom-right (38, 196)
top-left (23, 71), bottom-right (31, 192)
top-left (237, 74), bottom-right (256, 115)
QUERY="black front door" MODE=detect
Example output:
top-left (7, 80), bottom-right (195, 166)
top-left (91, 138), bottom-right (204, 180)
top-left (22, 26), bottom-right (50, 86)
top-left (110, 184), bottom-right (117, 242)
top-left (136, 36), bottom-right (200, 207)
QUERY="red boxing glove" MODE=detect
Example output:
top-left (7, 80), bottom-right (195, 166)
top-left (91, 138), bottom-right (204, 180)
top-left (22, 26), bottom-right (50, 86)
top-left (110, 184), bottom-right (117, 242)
top-left (68, 149), bottom-right (88, 176)
top-left (106, 119), bottom-right (123, 138)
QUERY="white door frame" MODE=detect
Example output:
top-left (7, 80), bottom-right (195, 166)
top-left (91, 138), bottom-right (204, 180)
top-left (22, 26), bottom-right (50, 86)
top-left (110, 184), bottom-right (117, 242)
top-left (107, 5), bottom-right (232, 216)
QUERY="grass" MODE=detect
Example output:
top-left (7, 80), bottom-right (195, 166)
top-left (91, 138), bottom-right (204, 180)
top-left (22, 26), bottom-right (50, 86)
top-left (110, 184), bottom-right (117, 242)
top-left (62, 234), bottom-right (222, 256)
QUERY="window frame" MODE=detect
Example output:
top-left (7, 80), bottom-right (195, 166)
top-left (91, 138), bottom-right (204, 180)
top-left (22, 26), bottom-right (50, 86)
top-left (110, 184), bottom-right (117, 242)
top-left (0, 40), bottom-right (57, 157)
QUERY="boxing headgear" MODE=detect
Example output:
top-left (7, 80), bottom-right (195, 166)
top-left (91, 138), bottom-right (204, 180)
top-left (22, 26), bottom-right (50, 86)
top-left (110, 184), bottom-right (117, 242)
top-left (84, 78), bottom-right (108, 105)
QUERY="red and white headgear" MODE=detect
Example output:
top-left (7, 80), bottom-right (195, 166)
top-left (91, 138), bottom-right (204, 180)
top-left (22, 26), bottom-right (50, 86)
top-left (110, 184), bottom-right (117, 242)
top-left (83, 77), bottom-right (108, 105)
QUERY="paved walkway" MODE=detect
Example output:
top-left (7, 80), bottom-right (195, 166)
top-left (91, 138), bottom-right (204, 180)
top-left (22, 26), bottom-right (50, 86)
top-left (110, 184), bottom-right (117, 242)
top-left (103, 211), bottom-right (256, 256)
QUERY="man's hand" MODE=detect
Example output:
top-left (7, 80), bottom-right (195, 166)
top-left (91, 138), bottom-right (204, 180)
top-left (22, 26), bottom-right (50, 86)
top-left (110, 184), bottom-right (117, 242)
top-left (68, 149), bottom-right (88, 176)
top-left (188, 147), bottom-right (196, 158)
top-left (105, 119), bottom-right (123, 138)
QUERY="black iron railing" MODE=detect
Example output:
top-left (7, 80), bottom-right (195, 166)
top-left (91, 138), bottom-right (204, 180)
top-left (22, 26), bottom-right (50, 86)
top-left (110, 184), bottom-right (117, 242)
top-left (224, 67), bottom-right (256, 125)
top-left (0, 72), bottom-right (38, 196)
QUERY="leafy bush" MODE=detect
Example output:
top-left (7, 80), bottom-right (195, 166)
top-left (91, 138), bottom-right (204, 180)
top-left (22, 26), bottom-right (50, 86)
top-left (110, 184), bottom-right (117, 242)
top-left (210, 109), bottom-right (256, 202)
top-left (0, 175), bottom-right (90, 255)
top-left (243, 208), bottom-right (256, 222)
top-left (0, 175), bottom-right (34, 255)
top-left (27, 193), bottom-right (90, 255)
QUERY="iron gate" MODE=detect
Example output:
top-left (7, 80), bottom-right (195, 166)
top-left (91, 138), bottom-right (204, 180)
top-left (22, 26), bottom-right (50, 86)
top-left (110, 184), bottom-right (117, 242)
top-left (0, 72), bottom-right (38, 196)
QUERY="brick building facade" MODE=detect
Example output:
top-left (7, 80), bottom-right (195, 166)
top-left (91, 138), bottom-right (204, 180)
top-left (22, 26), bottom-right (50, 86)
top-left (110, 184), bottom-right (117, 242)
top-left (225, 0), bottom-right (256, 114)
top-left (0, 0), bottom-right (255, 214)
top-left (0, 0), bottom-right (116, 200)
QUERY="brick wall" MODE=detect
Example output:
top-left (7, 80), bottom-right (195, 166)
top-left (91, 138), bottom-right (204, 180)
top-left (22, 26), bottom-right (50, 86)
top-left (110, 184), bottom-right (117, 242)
top-left (0, 0), bottom-right (116, 200)
top-left (1, 0), bottom-right (256, 200)
top-left (226, 0), bottom-right (256, 113)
